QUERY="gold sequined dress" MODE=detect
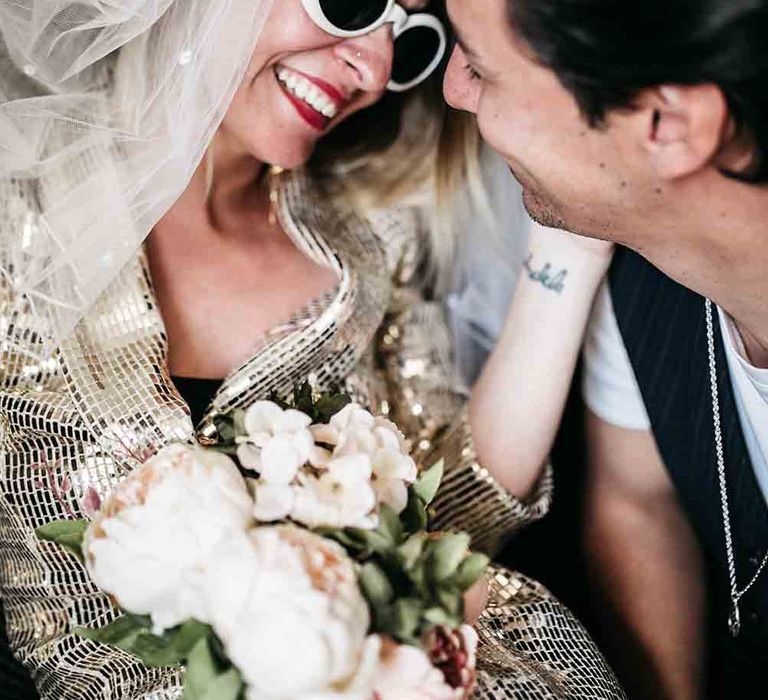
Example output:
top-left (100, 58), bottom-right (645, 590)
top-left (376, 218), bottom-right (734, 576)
top-left (0, 171), bottom-right (626, 699)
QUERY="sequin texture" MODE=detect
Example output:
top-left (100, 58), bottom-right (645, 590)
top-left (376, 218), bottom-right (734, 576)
top-left (0, 172), bottom-right (625, 699)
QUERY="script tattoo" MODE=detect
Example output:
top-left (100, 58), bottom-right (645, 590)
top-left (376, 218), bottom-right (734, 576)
top-left (523, 254), bottom-right (568, 294)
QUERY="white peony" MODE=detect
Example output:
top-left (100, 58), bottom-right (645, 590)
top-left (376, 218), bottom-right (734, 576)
top-left (291, 455), bottom-right (378, 529)
top-left (310, 404), bottom-right (417, 515)
top-left (248, 401), bottom-right (416, 528)
top-left (237, 401), bottom-right (314, 483)
top-left (83, 444), bottom-right (253, 632)
top-left (204, 525), bottom-right (373, 700)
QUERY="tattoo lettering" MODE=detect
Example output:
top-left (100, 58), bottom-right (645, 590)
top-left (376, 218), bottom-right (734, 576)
top-left (523, 254), bottom-right (568, 294)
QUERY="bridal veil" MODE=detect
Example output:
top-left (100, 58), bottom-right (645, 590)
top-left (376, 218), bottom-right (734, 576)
top-left (0, 1), bottom-right (273, 355)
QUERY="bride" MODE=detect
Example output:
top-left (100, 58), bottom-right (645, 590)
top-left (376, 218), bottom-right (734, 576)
top-left (0, 0), bottom-right (621, 698)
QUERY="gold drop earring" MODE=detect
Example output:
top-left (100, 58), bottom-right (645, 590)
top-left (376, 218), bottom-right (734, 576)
top-left (268, 165), bottom-right (285, 226)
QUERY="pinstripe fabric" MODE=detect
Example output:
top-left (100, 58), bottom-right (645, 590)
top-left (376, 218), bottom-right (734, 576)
top-left (609, 247), bottom-right (768, 695)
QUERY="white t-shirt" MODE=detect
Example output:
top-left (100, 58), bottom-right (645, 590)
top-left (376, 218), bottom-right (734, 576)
top-left (583, 282), bottom-right (768, 506)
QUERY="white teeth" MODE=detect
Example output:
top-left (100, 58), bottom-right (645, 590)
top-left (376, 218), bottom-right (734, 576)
top-left (305, 86), bottom-right (321, 105)
top-left (275, 66), bottom-right (339, 120)
top-left (295, 78), bottom-right (310, 98)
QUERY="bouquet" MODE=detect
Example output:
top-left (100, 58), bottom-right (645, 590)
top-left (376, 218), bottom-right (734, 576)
top-left (37, 385), bottom-right (488, 700)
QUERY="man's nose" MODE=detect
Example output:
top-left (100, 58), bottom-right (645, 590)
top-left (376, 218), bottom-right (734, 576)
top-left (443, 44), bottom-right (478, 113)
top-left (334, 25), bottom-right (395, 93)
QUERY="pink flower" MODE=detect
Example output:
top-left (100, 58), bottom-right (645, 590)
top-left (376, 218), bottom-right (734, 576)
top-left (370, 636), bottom-right (456, 700)
top-left (422, 625), bottom-right (478, 700)
top-left (81, 487), bottom-right (102, 518)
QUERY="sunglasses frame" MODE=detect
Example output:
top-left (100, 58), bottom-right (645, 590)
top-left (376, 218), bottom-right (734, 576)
top-left (300, 0), bottom-right (447, 92)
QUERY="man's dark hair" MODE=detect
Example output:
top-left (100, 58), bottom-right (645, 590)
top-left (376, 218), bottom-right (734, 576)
top-left (508, 0), bottom-right (768, 182)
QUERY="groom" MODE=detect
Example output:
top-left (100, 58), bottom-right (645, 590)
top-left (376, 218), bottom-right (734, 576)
top-left (443, 0), bottom-right (768, 698)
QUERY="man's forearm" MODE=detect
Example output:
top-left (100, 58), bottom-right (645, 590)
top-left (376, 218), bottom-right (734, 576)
top-left (585, 415), bottom-right (706, 700)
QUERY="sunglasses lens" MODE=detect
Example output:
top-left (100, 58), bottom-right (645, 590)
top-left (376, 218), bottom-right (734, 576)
top-left (391, 26), bottom-right (442, 86)
top-left (318, 0), bottom-right (389, 31)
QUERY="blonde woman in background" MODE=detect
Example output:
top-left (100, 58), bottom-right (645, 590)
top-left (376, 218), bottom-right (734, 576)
top-left (0, 0), bottom-right (621, 698)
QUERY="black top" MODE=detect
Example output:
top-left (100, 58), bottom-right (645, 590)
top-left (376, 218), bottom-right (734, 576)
top-left (609, 247), bottom-right (768, 695)
top-left (171, 376), bottom-right (224, 426)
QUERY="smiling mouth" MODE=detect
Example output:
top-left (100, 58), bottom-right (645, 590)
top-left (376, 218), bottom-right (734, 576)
top-left (275, 66), bottom-right (342, 130)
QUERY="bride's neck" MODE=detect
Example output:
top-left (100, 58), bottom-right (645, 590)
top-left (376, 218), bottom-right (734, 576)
top-left (183, 129), bottom-right (269, 231)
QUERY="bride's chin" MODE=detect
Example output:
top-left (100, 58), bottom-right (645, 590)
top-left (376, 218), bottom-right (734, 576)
top-left (257, 141), bottom-right (317, 170)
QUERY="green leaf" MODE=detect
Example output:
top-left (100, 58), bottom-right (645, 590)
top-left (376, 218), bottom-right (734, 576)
top-left (232, 409), bottom-right (247, 436)
top-left (317, 526), bottom-right (395, 557)
top-left (199, 669), bottom-right (242, 700)
top-left (293, 382), bottom-right (315, 416)
top-left (131, 632), bottom-right (183, 668)
top-left (435, 585), bottom-right (463, 616)
top-left (408, 559), bottom-right (428, 594)
top-left (422, 606), bottom-right (461, 628)
top-left (346, 527), bottom-right (395, 556)
top-left (397, 532), bottom-right (427, 571)
top-left (75, 614), bottom-right (151, 649)
top-left (76, 615), bottom-right (201, 668)
top-left (451, 552), bottom-right (490, 591)
top-left (183, 638), bottom-right (243, 700)
top-left (412, 460), bottom-right (444, 505)
top-left (316, 528), bottom-right (366, 553)
top-left (400, 491), bottom-right (428, 534)
top-left (267, 390), bottom-right (291, 411)
top-left (392, 598), bottom-right (423, 642)
top-left (377, 504), bottom-right (404, 546)
top-left (168, 620), bottom-right (213, 658)
top-left (429, 532), bottom-right (471, 582)
top-left (36, 519), bottom-right (88, 562)
top-left (212, 415), bottom-right (237, 445)
top-left (314, 394), bottom-right (351, 423)
top-left (359, 562), bottom-right (394, 606)
top-left (208, 444), bottom-right (239, 457)
top-left (184, 637), bottom-right (217, 696)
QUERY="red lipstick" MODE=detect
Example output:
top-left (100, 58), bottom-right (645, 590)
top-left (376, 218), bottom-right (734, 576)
top-left (281, 85), bottom-right (329, 131)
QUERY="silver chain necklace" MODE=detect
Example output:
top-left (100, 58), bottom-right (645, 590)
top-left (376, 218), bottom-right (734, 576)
top-left (705, 298), bottom-right (768, 637)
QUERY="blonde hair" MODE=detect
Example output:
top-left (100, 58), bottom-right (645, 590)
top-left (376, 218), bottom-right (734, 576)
top-left (310, 89), bottom-right (492, 295)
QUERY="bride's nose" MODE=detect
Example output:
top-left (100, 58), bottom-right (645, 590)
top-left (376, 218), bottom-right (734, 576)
top-left (334, 25), bottom-right (394, 93)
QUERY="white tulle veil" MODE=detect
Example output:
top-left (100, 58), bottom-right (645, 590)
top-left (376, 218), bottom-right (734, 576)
top-left (0, 0), bottom-right (274, 355)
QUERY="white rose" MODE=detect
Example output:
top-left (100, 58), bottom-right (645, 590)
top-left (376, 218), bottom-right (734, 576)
top-left (310, 404), bottom-right (417, 515)
top-left (204, 526), bottom-right (372, 700)
top-left (369, 636), bottom-right (456, 700)
top-left (252, 482), bottom-right (295, 522)
top-left (292, 455), bottom-right (378, 529)
top-left (237, 401), bottom-right (314, 483)
top-left (83, 444), bottom-right (253, 632)
top-left (330, 403), bottom-right (377, 434)
top-left (370, 448), bottom-right (418, 514)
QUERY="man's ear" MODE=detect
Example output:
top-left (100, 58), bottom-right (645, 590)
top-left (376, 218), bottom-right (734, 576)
top-left (635, 84), bottom-right (729, 180)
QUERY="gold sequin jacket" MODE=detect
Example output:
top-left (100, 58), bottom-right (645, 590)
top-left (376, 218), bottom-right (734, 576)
top-left (0, 172), bottom-right (625, 699)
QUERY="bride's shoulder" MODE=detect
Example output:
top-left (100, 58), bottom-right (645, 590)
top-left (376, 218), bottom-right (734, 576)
top-left (363, 202), bottom-right (424, 273)
top-left (293, 169), bottom-right (427, 282)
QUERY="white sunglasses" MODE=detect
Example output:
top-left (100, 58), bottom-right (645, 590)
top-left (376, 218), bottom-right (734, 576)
top-left (301, 0), bottom-right (447, 92)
